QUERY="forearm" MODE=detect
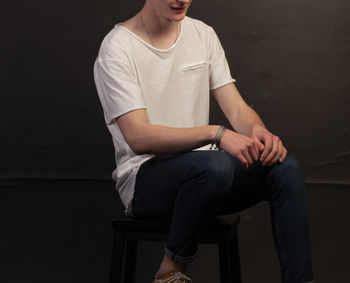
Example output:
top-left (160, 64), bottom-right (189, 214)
top-left (123, 123), bottom-right (219, 155)
top-left (230, 104), bottom-right (266, 137)
top-left (213, 83), bottom-right (267, 137)
top-left (212, 83), bottom-right (287, 166)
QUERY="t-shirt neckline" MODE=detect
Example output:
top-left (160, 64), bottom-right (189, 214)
top-left (115, 17), bottom-right (186, 53)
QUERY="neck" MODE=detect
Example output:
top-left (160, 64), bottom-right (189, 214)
top-left (140, 4), bottom-right (180, 37)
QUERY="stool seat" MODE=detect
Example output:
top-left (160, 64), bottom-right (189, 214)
top-left (110, 216), bottom-right (241, 283)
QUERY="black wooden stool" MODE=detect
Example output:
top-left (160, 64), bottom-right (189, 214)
top-left (110, 216), bottom-right (241, 283)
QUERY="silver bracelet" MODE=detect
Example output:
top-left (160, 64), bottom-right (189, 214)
top-left (210, 126), bottom-right (226, 150)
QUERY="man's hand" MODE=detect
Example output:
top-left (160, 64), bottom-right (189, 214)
top-left (212, 83), bottom-right (288, 167)
top-left (220, 129), bottom-right (261, 169)
top-left (219, 126), bottom-right (287, 169)
top-left (251, 125), bottom-right (288, 167)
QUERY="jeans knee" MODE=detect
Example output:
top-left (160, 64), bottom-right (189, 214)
top-left (191, 151), bottom-right (234, 196)
top-left (269, 154), bottom-right (302, 178)
top-left (279, 155), bottom-right (304, 180)
top-left (267, 154), bottom-right (306, 200)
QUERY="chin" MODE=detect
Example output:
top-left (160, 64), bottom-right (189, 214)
top-left (168, 7), bottom-right (188, 21)
top-left (171, 13), bottom-right (187, 21)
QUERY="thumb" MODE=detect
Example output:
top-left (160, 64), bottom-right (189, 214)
top-left (253, 136), bottom-right (265, 151)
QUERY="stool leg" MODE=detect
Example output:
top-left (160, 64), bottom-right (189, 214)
top-left (124, 240), bottom-right (138, 283)
top-left (219, 234), bottom-right (241, 283)
top-left (110, 231), bottom-right (125, 283)
top-left (219, 241), bottom-right (230, 283)
top-left (230, 234), bottom-right (241, 283)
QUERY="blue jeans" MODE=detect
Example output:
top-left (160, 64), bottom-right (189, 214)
top-left (132, 150), bottom-right (314, 283)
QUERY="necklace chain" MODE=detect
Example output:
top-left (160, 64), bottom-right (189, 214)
top-left (140, 13), bottom-right (180, 48)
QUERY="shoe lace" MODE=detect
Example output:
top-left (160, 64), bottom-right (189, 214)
top-left (156, 271), bottom-right (192, 283)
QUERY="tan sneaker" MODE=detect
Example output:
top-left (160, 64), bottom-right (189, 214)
top-left (153, 271), bottom-right (192, 283)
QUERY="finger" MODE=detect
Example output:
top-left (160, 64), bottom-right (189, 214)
top-left (236, 153), bottom-right (249, 169)
top-left (253, 136), bottom-right (264, 155)
top-left (259, 134), bottom-right (272, 162)
top-left (253, 136), bottom-right (265, 152)
top-left (248, 141), bottom-right (259, 161)
top-left (263, 136), bottom-right (279, 166)
top-left (268, 140), bottom-right (283, 166)
top-left (253, 137), bottom-right (260, 161)
top-left (242, 148), bottom-right (254, 166)
top-left (279, 147), bottom-right (288, 163)
top-left (266, 151), bottom-right (278, 166)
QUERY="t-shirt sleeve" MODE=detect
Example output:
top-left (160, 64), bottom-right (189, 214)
top-left (208, 27), bottom-right (236, 90)
top-left (93, 37), bottom-right (146, 125)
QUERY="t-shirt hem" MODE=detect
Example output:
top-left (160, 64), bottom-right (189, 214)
top-left (119, 155), bottom-right (154, 216)
top-left (210, 78), bottom-right (236, 91)
top-left (106, 106), bottom-right (147, 125)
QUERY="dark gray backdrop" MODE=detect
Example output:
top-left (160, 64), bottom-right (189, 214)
top-left (1, 0), bottom-right (349, 183)
top-left (1, 1), bottom-right (349, 283)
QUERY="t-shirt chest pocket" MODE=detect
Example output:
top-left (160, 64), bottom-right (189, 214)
top-left (179, 60), bottom-right (209, 84)
top-left (181, 60), bottom-right (208, 72)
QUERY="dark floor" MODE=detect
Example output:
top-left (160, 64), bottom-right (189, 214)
top-left (0, 180), bottom-right (349, 283)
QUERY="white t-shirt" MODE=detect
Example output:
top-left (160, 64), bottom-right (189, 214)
top-left (93, 16), bottom-right (235, 215)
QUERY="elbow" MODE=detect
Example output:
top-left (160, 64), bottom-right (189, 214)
top-left (126, 137), bottom-right (149, 155)
top-left (130, 144), bottom-right (147, 155)
top-left (119, 122), bottom-right (152, 155)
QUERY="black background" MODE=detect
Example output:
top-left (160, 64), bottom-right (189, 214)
top-left (1, 0), bottom-right (349, 282)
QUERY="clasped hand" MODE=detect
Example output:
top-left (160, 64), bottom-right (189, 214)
top-left (219, 126), bottom-right (287, 169)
